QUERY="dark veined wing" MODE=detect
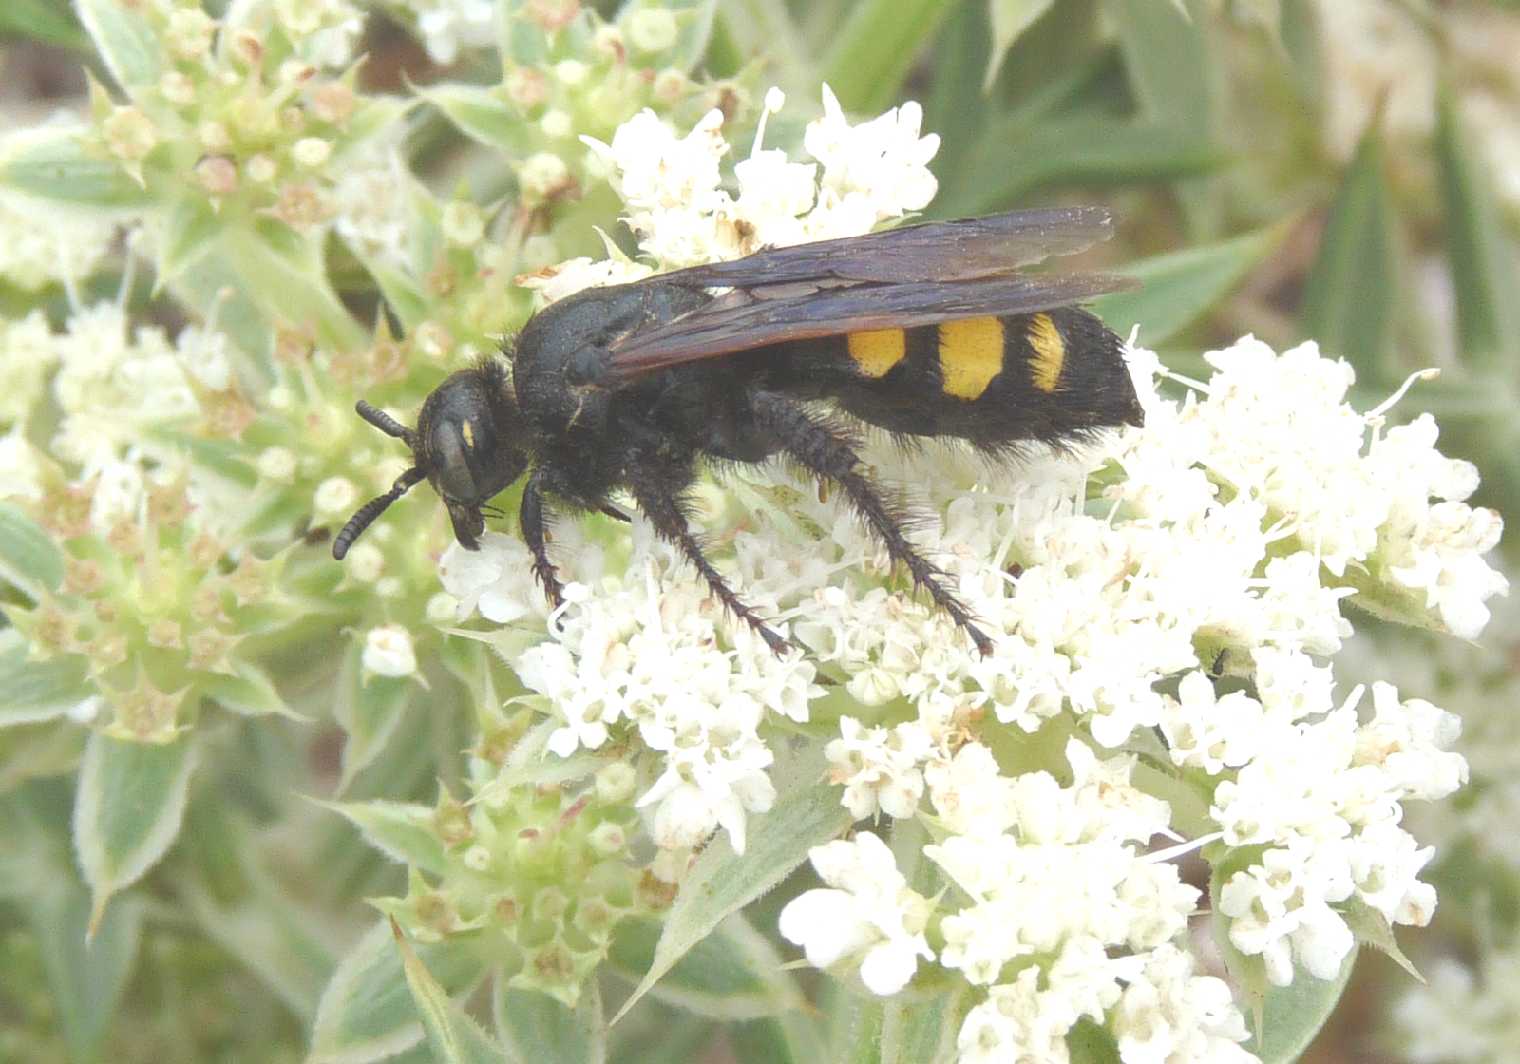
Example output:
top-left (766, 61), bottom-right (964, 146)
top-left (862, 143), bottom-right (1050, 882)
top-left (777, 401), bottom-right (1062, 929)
top-left (608, 272), bottom-right (1135, 379)
top-left (654, 207), bottom-right (1117, 289)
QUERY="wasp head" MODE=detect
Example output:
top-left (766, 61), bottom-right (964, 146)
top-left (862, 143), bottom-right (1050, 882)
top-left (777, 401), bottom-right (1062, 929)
top-left (332, 361), bottom-right (530, 559)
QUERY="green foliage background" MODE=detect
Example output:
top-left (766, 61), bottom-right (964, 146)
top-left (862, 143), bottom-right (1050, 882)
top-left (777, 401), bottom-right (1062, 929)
top-left (1, 0), bottom-right (1518, 1061)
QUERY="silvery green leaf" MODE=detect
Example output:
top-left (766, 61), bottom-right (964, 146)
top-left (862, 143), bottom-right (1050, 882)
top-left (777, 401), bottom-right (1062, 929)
top-left (1255, 948), bottom-right (1357, 1063)
top-left (0, 502), bottom-right (65, 597)
top-left (417, 85), bottom-right (534, 157)
top-left (332, 645), bottom-right (415, 793)
top-left (985, 0), bottom-right (1055, 91)
top-left (1301, 123), bottom-right (1400, 377)
top-left (201, 661), bottom-right (304, 720)
top-left (324, 799), bottom-right (450, 876)
top-left (821, 0), bottom-right (959, 112)
top-left (1434, 88), bottom-right (1520, 370)
top-left (611, 773), bottom-right (852, 1024)
top-left (0, 631), bottom-right (92, 728)
top-left (396, 922), bottom-right (506, 1064)
top-left (73, 729), bottom-right (198, 933)
top-left (494, 980), bottom-right (607, 1064)
top-left (30, 886), bottom-right (143, 1062)
top-left (881, 983), bottom-right (968, 1064)
top-left (76, 0), bottom-right (164, 91)
top-left (1091, 222), bottom-right (1289, 346)
top-left (608, 914), bottom-right (807, 1020)
top-left (310, 920), bottom-right (490, 1064)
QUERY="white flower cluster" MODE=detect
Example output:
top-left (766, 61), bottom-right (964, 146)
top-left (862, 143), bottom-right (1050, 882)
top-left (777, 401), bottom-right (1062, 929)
top-left (436, 94), bottom-right (1504, 1062)
top-left (441, 527), bottom-right (821, 856)
top-left (0, 297), bottom-right (226, 528)
top-left (521, 85), bottom-right (939, 301)
top-left (0, 184), bottom-right (117, 291)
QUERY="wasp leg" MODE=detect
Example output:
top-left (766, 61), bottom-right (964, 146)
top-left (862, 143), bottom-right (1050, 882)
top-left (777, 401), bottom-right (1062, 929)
top-left (749, 390), bottom-right (995, 656)
top-left (520, 471), bottom-right (565, 609)
top-left (626, 459), bottom-right (792, 657)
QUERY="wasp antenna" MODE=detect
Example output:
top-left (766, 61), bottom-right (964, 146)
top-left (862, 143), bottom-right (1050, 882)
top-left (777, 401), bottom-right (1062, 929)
top-left (332, 466), bottom-right (426, 559)
top-left (355, 400), bottom-right (417, 448)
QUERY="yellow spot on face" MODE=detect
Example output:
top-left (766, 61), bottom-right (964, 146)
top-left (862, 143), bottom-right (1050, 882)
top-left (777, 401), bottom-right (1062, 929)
top-left (846, 328), bottom-right (906, 378)
top-left (938, 317), bottom-right (1004, 400)
top-left (461, 419), bottom-right (475, 450)
top-left (1027, 313), bottom-right (1065, 393)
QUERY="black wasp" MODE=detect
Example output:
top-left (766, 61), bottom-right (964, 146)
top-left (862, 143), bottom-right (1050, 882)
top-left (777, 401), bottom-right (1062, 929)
top-left (333, 208), bottom-right (1144, 656)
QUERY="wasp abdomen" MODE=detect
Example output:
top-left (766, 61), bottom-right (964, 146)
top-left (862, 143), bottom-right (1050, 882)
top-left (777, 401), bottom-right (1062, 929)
top-left (789, 307), bottom-right (1140, 447)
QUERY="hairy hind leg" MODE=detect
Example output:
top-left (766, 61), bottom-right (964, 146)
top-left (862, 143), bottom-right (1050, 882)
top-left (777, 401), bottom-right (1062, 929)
top-left (625, 453), bottom-right (791, 657)
top-left (748, 390), bottom-right (993, 655)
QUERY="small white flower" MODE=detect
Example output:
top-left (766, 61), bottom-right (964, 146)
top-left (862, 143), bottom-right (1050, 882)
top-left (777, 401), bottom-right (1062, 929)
top-left (779, 832), bottom-right (933, 995)
top-left (363, 624), bottom-right (418, 677)
top-left (625, 8), bottom-right (678, 52)
top-left (292, 137), bottom-right (333, 168)
top-left (312, 476), bottom-right (358, 517)
top-left (825, 716), bottom-right (934, 819)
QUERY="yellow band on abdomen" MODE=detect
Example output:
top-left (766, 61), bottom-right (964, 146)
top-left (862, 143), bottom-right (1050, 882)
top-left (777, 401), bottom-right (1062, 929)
top-left (1027, 313), bottom-right (1065, 393)
top-left (938, 317), bottom-right (1005, 400)
top-left (846, 328), bottom-right (907, 378)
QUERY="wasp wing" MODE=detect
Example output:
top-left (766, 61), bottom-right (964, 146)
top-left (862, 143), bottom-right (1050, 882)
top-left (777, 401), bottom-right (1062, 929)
top-left (656, 207), bottom-right (1117, 289)
top-left (608, 272), bottom-right (1134, 379)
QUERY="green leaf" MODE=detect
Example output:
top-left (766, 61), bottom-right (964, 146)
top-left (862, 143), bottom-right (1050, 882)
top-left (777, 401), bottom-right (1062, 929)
top-left (1255, 947), bottom-right (1358, 1063)
top-left (310, 920), bottom-right (489, 1064)
top-left (986, 1), bottom-right (1056, 91)
top-left (0, 632), bottom-right (93, 728)
top-left (395, 921), bottom-right (505, 1064)
top-left (881, 982), bottom-right (968, 1064)
top-left (829, 993), bottom-right (885, 1064)
top-left (1342, 897), bottom-right (1421, 981)
top-left (606, 996), bottom-right (711, 1064)
top-left (1091, 222), bottom-right (1291, 346)
top-left (950, 118), bottom-right (1222, 214)
top-left (200, 661), bottom-right (302, 720)
top-left (324, 799), bottom-right (450, 877)
top-left (0, 721), bottom-right (87, 794)
top-left (1301, 122), bottom-right (1400, 377)
top-left (611, 776), bottom-right (853, 1024)
top-left (712, 0), bottom-right (814, 100)
top-left (176, 842), bottom-right (338, 1020)
top-left (1434, 88), bottom-right (1520, 370)
top-left (1109, 0), bottom-right (1212, 137)
top-left (608, 914), bottom-right (806, 1020)
top-left (1108, 0), bottom-right (1220, 233)
top-left (0, 502), bottom-right (65, 597)
top-left (821, 0), bottom-right (959, 113)
top-left (156, 196), bottom-right (221, 284)
top-left (1209, 848), bottom-right (1357, 1058)
top-left (0, 126), bottom-right (150, 208)
top-left (730, 1010), bottom-right (832, 1064)
top-left (1067, 1016), bottom-right (1121, 1063)
top-left (332, 647), bottom-right (415, 793)
top-left (222, 219), bottom-right (368, 354)
top-left (72, 729), bottom-right (198, 933)
top-left (75, 0), bottom-right (164, 91)
top-left (29, 887), bottom-right (143, 1063)
top-left (417, 84), bottom-right (533, 157)
top-left (496, 0), bottom-right (554, 66)
top-left (0, 0), bottom-right (89, 49)
top-left (494, 981), bottom-right (607, 1064)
